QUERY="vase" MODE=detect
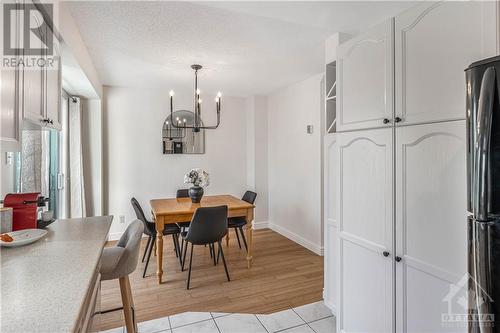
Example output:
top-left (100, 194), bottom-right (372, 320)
top-left (189, 186), bottom-right (204, 203)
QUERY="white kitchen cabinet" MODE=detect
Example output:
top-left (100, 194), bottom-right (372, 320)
top-left (323, 134), bottom-right (337, 312)
top-left (0, 3), bottom-right (22, 152)
top-left (22, 9), bottom-right (45, 126)
top-left (336, 19), bottom-right (394, 132)
top-left (395, 121), bottom-right (467, 332)
top-left (336, 128), bottom-right (394, 332)
top-left (395, 1), bottom-right (497, 126)
top-left (44, 28), bottom-right (62, 130)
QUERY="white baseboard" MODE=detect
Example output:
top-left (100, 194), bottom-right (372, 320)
top-left (253, 221), bottom-right (269, 230)
top-left (108, 232), bottom-right (123, 241)
top-left (269, 222), bottom-right (324, 256)
top-left (323, 290), bottom-right (337, 316)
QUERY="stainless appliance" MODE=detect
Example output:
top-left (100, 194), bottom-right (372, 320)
top-left (466, 55), bottom-right (500, 332)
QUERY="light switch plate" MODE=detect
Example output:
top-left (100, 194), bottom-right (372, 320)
top-left (5, 152), bottom-right (13, 165)
top-left (306, 125), bottom-right (313, 134)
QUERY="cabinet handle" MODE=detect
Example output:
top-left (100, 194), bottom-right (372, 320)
top-left (395, 117), bottom-right (402, 123)
top-left (395, 256), bottom-right (402, 262)
top-left (383, 118), bottom-right (390, 124)
top-left (383, 251), bottom-right (390, 257)
top-left (49, 119), bottom-right (54, 125)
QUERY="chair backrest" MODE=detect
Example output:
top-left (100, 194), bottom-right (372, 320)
top-left (115, 219), bottom-right (144, 276)
top-left (176, 189), bottom-right (189, 198)
top-left (186, 205), bottom-right (228, 245)
top-left (131, 197), bottom-right (155, 235)
top-left (242, 191), bottom-right (257, 205)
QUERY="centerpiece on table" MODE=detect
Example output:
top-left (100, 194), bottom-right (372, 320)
top-left (184, 168), bottom-right (210, 203)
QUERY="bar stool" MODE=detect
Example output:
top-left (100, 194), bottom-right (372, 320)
top-left (100, 219), bottom-right (144, 333)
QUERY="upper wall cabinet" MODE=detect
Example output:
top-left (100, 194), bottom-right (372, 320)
top-left (336, 19), bottom-right (394, 132)
top-left (395, 1), bottom-right (498, 126)
top-left (1, 3), bottom-right (22, 152)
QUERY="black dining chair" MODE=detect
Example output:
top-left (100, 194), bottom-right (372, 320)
top-left (181, 205), bottom-right (230, 289)
top-left (131, 198), bottom-right (182, 278)
top-left (228, 191), bottom-right (257, 252)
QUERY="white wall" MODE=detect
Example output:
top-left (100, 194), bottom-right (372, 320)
top-left (245, 96), bottom-right (269, 224)
top-left (267, 73), bottom-right (324, 254)
top-left (104, 86), bottom-right (248, 239)
top-left (81, 99), bottom-right (102, 216)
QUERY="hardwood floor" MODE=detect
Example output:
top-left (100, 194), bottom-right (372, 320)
top-left (98, 228), bottom-right (324, 331)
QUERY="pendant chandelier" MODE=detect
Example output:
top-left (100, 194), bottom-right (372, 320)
top-left (170, 64), bottom-right (222, 132)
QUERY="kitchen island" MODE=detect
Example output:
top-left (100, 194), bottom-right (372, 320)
top-left (1, 216), bottom-right (112, 333)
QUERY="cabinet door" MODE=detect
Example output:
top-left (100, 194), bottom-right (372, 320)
top-left (1, 3), bottom-right (22, 151)
top-left (45, 29), bottom-right (61, 130)
top-left (395, 1), bottom-right (497, 126)
top-left (337, 19), bottom-right (394, 132)
top-left (323, 134), bottom-right (337, 313)
top-left (22, 9), bottom-right (44, 125)
top-left (395, 121), bottom-right (467, 332)
top-left (337, 128), bottom-right (394, 332)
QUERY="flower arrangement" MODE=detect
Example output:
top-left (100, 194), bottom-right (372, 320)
top-left (184, 168), bottom-right (210, 188)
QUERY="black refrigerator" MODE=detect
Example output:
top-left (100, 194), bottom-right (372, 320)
top-left (466, 55), bottom-right (500, 332)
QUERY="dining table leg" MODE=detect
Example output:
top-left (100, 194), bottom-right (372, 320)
top-left (155, 218), bottom-right (165, 284)
top-left (226, 232), bottom-right (230, 247)
top-left (246, 208), bottom-right (254, 269)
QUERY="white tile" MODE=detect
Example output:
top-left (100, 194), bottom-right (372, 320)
top-left (215, 314), bottom-right (267, 333)
top-left (172, 319), bottom-right (218, 333)
top-left (279, 324), bottom-right (315, 333)
top-left (256, 309), bottom-right (305, 332)
top-left (211, 312), bottom-right (231, 318)
top-left (169, 312), bottom-right (213, 328)
top-left (292, 302), bottom-right (332, 323)
top-left (138, 316), bottom-right (171, 333)
top-left (308, 317), bottom-right (336, 333)
top-left (100, 327), bottom-right (124, 333)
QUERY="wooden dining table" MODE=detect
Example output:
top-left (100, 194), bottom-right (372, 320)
top-left (150, 194), bottom-right (255, 284)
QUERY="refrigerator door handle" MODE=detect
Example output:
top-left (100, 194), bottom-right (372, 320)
top-left (474, 67), bottom-right (497, 221)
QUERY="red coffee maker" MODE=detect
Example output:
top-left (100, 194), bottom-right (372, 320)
top-left (3, 193), bottom-right (41, 231)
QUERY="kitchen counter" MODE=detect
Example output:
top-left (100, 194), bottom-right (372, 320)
top-left (1, 216), bottom-right (112, 333)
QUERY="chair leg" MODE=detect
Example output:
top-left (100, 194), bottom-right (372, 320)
top-left (142, 236), bottom-right (151, 263)
top-left (187, 243), bottom-right (194, 290)
top-left (234, 227), bottom-right (242, 249)
top-left (218, 241), bottom-right (230, 282)
top-left (181, 239), bottom-right (188, 271)
top-left (119, 275), bottom-right (136, 333)
top-left (174, 235), bottom-right (182, 267)
top-left (212, 244), bottom-right (217, 266)
top-left (239, 227), bottom-right (248, 252)
top-left (143, 235), bottom-right (155, 278)
top-left (209, 243), bottom-right (213, 258)
top-left (172, 234), bottom-right (178, 257)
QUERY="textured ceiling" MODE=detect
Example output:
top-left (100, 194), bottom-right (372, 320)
top-left (67, 1), bottom-right (415, 97)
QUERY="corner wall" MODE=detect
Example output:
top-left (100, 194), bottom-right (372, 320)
top-left (266, 74), bottom-right (324, 254)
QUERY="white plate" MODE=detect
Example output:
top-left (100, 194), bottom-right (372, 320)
top-left (0, 229), bottom-right (48, 247)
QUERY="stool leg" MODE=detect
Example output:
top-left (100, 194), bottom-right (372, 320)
top-left (119, 275), bottom-right (136, 333)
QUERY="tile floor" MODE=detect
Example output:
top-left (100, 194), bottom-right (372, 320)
top-left (100, 301), bottom-right (335, 333)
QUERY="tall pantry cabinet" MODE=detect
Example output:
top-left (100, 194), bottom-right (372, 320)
top-left (326, 1), bottom-right (499, 332)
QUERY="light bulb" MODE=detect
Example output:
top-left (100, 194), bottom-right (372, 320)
top-left (166, 121), bottom-right (169, 125)
top-left (198, 98), bottom-right (202, 104)
top-left (183, 118), bottom-right (187, 123)
top-left (176, 117), bottom-right (179, 121)
top-left (217, 92), bottom-right (222, 98)
top-left (215, 97), bottom-right (219, 103)
top-left (196, 89), bottom-right (200, 95)
top-left (169, 90), bottom-right (174, 96)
